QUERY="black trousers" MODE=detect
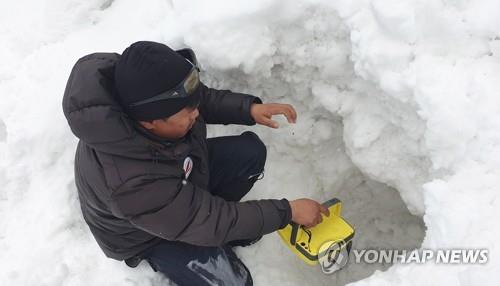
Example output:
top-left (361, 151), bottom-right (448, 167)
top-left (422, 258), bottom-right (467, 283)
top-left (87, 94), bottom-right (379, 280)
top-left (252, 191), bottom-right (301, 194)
top-left (141, 131), bottom-right (266, 286)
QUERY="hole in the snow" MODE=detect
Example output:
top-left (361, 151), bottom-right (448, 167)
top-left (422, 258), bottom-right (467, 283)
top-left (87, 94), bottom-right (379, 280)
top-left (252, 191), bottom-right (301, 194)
top-left (240, 112), bottom-right (426, 286)
top-left (319, 116), bottom-right (427, 285)
top-left (332, 177), bottom-right (425, 285)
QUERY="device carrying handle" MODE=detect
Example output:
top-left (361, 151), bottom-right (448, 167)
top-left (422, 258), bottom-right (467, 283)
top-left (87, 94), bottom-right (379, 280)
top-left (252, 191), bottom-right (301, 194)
top-left (323, 198), bottom-right (342, 216)
top-left (290, 222), bottom-right (299, 245)
top-left (289, 198), bottom-right (342, 245)
top-left (323, 198), bottom-right (340, 208)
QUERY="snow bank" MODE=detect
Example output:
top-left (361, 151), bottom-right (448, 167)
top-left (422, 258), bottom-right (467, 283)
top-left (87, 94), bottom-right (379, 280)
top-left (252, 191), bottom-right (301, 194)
top-left (0, 0), bottom-right (499, 285)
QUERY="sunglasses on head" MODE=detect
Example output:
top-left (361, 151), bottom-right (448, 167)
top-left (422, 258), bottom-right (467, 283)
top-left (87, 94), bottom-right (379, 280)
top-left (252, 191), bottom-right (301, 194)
top-left (128, 48), bottom-right (201, 108)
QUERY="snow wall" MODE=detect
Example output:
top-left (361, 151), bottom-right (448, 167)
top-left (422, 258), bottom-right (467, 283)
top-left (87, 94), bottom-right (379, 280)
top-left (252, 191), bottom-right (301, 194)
top-left (0, 0), bottom-right (499, 285)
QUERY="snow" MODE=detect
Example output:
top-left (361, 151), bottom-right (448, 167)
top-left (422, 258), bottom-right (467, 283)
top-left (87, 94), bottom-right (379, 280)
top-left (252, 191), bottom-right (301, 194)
top-left (0, 0), bottom-right (499, 285)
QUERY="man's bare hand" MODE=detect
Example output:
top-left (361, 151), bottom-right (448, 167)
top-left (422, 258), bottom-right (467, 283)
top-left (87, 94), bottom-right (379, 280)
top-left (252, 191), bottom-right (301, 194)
top-left (250, 103), bottom-right (297, 128)
top-left (289, 198), bottom-right (330, 228)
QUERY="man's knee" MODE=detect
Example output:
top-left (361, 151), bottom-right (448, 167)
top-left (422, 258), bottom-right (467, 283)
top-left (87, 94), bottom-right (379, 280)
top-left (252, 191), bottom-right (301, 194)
top-left (240, 131), bottom-right (267, 173)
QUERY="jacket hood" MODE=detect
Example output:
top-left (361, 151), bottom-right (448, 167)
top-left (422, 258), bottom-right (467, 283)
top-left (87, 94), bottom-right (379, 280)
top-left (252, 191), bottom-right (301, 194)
top-left (62, 53), bottom-right (188, 159)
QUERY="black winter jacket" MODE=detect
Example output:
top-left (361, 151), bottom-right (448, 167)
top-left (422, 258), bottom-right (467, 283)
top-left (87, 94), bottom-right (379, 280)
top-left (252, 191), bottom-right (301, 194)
top-left (62, 53), bottom-right (292, 260)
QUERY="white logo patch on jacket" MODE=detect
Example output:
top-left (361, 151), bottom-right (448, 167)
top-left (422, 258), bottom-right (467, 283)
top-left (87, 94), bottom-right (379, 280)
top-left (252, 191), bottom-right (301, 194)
top-left (183, 156), bottom-right (193, 180)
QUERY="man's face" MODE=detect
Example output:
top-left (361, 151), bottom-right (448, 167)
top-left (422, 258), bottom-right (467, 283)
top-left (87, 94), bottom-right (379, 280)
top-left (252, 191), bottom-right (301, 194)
top-left (139, 106), bottom-right (200, 139)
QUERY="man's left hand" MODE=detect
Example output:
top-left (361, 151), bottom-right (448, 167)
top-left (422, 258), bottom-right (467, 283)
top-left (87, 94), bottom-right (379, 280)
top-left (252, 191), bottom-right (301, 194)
top-left (250, 103), bottom-right (297, 129)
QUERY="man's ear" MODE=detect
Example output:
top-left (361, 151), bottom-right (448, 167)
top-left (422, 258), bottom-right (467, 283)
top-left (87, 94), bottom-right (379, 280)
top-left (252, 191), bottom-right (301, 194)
top-left (139, 120), bottom-right (155, 130)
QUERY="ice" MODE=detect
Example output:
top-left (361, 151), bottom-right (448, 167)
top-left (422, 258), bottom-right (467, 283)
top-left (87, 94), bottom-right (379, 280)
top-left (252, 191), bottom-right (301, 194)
top-left (1, 0), bottom-right (499, 285)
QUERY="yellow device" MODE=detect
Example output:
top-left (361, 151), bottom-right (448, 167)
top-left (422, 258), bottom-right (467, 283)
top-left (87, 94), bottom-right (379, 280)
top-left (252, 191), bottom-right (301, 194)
top-left (277, 198), bottom-right (355, 266)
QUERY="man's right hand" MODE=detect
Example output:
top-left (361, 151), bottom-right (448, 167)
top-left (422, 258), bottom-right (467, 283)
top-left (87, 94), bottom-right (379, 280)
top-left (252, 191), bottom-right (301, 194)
top-left (289, 198), bottom-right (330, 228)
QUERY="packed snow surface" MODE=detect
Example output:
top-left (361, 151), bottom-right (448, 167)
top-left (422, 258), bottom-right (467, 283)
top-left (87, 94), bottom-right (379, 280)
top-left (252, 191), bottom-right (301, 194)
top-left (1, 0), bottom-right (499, 285)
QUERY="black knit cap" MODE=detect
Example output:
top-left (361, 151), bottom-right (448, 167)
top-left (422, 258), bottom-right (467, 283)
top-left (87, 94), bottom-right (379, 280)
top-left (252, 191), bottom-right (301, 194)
top-left (114, 41), bottom-right (200, 121)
